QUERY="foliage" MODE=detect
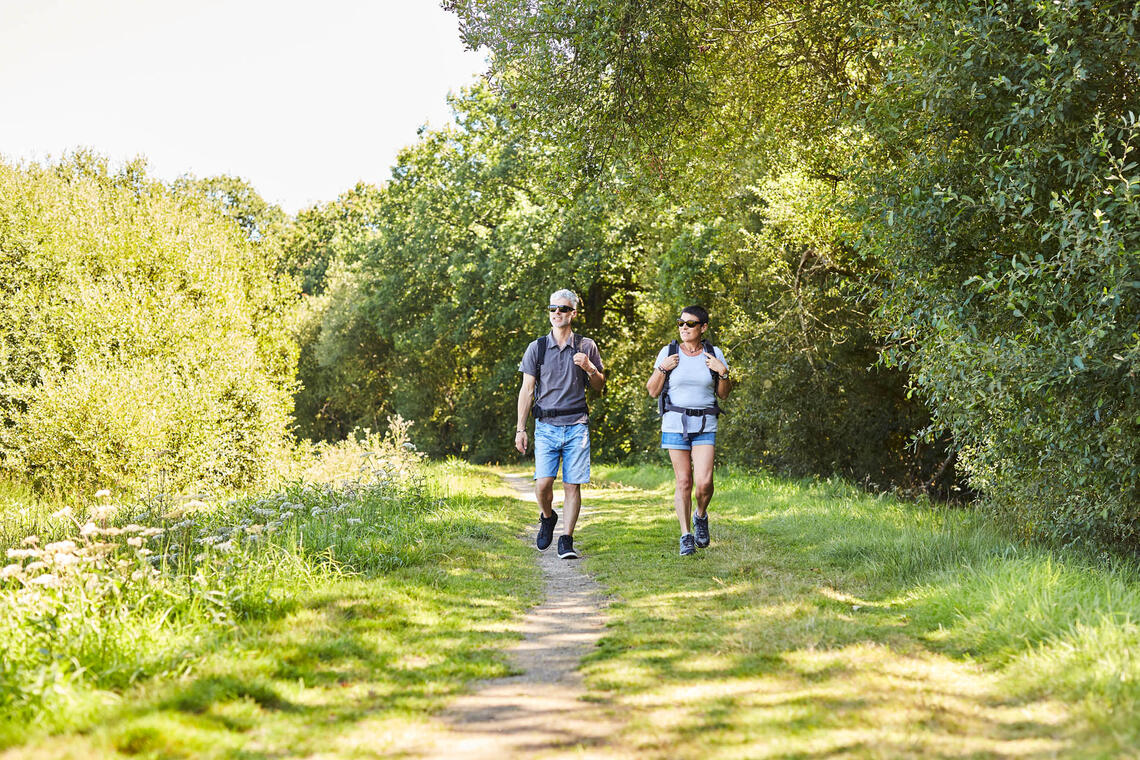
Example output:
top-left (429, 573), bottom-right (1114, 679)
top-left (0, 153), bottom-right (298, 495)
top-left (449, 0), bottom-right (1139, 540)
top-left (447, 1), bottom-right (954, 490)
top-left (300, 83), bottom-right (660, 460)
top-left (853, 0), bottom-right (1140, 544)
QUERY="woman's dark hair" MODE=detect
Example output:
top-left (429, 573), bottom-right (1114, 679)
top-left (681, 305), bottom-right (709, 324)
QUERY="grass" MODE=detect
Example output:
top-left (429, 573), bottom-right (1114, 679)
top-left (4, 456), bottom-right (1139, 758)
top-left (0, 458), bottom-right (541, 757)
top-left (569, 464), bottom-right (1140, 759)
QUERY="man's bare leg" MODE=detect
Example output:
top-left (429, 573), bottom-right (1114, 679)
top-left (562, 482), bottom-right (581, 536)
top-left (535, 476), bottom-right (556, 517)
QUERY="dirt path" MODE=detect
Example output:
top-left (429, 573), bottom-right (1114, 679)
top-left (410, 473), bottom-right (625, 759)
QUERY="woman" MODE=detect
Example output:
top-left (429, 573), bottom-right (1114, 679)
top-left (646, 305), bottom-right (732, 556)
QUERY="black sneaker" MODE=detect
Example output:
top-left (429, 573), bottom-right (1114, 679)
top-left (536, 512), bottom-right (557, 551)
top-left (679, 533), bottom-right (696, 556)
top-left (557, 534), bottom-right (579, 559)
top-left (693, 513), bottom-right (710, 548)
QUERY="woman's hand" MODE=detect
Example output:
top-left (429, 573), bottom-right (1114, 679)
top-left (704, 354), bottom-right (727, 376)
top-left (659, 354), bottom-right (680, 372)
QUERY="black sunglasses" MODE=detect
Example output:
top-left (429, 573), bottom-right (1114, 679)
top-left (547, 305), bottom-right (575, 313)
top-left (677, 319), bottom-right (705, 328)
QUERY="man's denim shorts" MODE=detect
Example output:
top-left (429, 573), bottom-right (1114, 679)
top-left (534, 421), bottom-right (591, 483)
top-left (661, 431), bottom-right (717, 450)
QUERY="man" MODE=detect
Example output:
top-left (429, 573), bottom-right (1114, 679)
top-left (515, 288), bottom-right (604, 559)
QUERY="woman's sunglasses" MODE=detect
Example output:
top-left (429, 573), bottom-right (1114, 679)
top-left (677, 319), bottom-right (705, 328)
top-left (547, 305), bottom-right (575, 313)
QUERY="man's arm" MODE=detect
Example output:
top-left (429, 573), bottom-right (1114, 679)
top-left (575, 340), bottom-right (605, 392)
top-left (515, 373), bottom-right (535, 454)
top-left (586, 365), bottom-right (605, 392)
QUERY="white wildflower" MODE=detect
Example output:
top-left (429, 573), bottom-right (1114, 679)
top-left (22, 535), bottom-right (39, 546)
top-left (80, 522), bottom-right (99, 537)
top-left (52, 554), bottom-right (80, 568)
top-left (214, 540), bottom-right (234, 553)
top-left (25, 560), bottom-right (48, 572)
top-left (45, 540), bottom-right (78, 554)
top-left (1, 564), bottom-right (22, 579)
top-left (347, 518), bottom-right (362, 526)
top-left (91, 503), bottom-right (117, 523)
top-left (6, 548), bottom-right (40, 560)
top-left (193, 553), bottom-right (207, 563)
top-left (94, 489), bottom-right (111, 499)
top-left (139, 527), bottom-right (165, 538)
top-left (30, 573), bottom-right (60, 587)
top-left (127, 537), bottom-right (143, 548)
top-left (122, 524), bottom-right (144, 534)
top-left (171, 520), bottom-right (194, 531)
top-left (137, 548), bottom-right (152, 557)
top-left (310, 507), bottom-right (322, 517)
top-left (50, 506), bottom-right (74, 520)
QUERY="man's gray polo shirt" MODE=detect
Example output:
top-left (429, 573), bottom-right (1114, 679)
top-left (519, 332), bottom-right (603, 426)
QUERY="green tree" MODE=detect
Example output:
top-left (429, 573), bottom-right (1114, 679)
top-left (448, 0), bottom-right (951, 489)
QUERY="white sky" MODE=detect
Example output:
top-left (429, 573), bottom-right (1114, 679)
top-left (0, 0), bottom-right (487, 213)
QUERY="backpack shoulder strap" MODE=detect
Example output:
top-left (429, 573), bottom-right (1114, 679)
top-left (657, 341), bottom-right (679, 416)
top-left (573, 333), bottom-right (588, 384)
top-left (703, 340), bottom-right (718, 381)
top-left (533, 335), bottom-right (548, 398)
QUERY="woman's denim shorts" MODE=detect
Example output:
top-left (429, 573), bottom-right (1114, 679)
top-left (660, 431), bottom-right (717, 450)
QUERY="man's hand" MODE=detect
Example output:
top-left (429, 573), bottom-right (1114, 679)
top-left (515, 430), bottom-right (528, 454)
top-left (573, 352), bottom-right (596, 374)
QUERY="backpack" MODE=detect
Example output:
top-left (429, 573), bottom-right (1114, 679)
top-left (532, 333), bottom-right (590, 420)
top-left (657, 339), bottom-right (723, 438)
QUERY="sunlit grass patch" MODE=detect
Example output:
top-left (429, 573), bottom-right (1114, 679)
top-left (0, 437), bottom-right (540, 755)
top-left (585, 463), bottom-right (1140, 758)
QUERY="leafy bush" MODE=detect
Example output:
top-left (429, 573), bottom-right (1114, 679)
top-left (0, 153), bottom-right (298, 494)
top-left (855, 0), bottom-right (1140, 545)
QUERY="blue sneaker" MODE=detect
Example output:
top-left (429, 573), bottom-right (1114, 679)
top-left (536, 512), bottom-right (557, 551)
top-left (557, 534), bottom-right (579, 559)
top-left (693, 513), bottom-right (710, 548)
top-left (679, 533), bottom-right (696, 556)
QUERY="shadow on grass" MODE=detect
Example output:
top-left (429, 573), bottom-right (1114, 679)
top-left (579, 474), bottom-right (1084, 758)
top-left (6, 492), bottom-right (545, 760)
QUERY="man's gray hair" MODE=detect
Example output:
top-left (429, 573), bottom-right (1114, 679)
top-left (550, 288), bottom-right (579, 309)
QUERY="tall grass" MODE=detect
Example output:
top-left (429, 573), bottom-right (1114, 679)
top-left (0, 424), bottom-right (437, 744)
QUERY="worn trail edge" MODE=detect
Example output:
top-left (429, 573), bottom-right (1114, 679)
top-left (410, 473), bottom-right (623, 759)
